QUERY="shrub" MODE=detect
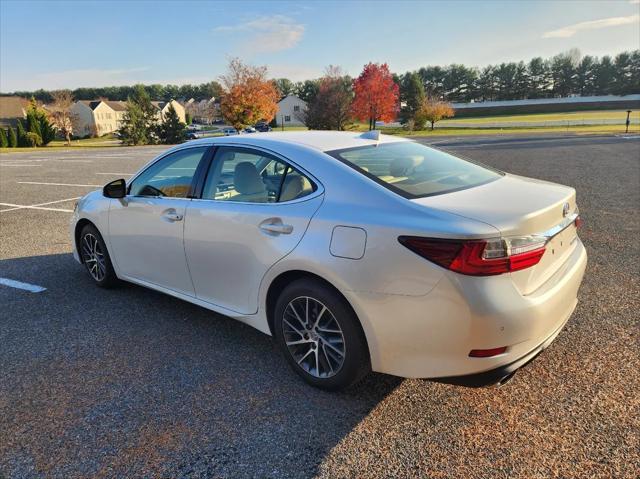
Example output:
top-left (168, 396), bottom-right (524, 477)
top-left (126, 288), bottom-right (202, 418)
top-left (0, 128), bottom-right (7, 148)
top-left (7, 126), bottom-right (17, 147)
top-left (16, 120), bottom-right (27, 146)
top-left (24, 132), bottom-right (43, 147)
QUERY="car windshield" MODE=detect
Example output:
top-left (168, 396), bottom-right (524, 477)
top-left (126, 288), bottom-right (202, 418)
top-left (327, 141), bottom-right (503, 198)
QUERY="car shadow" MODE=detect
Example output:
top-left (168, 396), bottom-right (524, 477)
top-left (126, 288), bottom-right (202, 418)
top-left (0, 253), bottom-right (402, 478)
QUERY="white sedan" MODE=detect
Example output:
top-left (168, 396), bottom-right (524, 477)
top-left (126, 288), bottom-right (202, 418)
top-left (71, 131), bottom-right (587, 390)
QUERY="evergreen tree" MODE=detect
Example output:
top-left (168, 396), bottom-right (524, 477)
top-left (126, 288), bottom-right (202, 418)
top-left (24, 99), bottom-right (56, 144)
top-left (26, 108), bottom-right (43, 141)
top-left (477, 66), bottom-right (498, 101)
top-left (400, 72), bottom-right (426, 127)
top-left (575, 56), bottom-right (596, 96)
top-left (16, 120), bottom-right (27, 147)
top-left (613, 52), bottom-right (634, 95)
top-left (158, 104), bottom-right (186, 144)
top-left (593, 56), bottom-right (616, 95)
top-left (527, 57), bottom-right (551, 98)
top-left (7, 126), bottom-right (17, 147)
top-left (0, 128), bottom-right (7, 148)
top-left (550, 52), bottom-right (578, 97)
top-left (118, 84), bottom-right (158, 145)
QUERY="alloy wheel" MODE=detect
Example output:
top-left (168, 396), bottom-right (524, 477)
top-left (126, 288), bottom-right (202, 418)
top-left (81, 233), bottom-right (106, 282)
top-left (281, 296), bottom-right (346, 378)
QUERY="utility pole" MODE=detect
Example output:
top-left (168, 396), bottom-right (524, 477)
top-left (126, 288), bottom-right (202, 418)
top-left (281, 115), bottom-right (284, 132)
top-left (626, 110), bottom-right (632, 134)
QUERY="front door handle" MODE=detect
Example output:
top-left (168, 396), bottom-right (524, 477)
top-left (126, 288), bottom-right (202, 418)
top-left (259, 218), bottom-right (293, 235)
top-left (162, 209), bottom-right (183, 222)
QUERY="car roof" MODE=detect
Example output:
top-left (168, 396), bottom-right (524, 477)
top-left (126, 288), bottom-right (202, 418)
top-left (188, 130), bottom-right (409, 153)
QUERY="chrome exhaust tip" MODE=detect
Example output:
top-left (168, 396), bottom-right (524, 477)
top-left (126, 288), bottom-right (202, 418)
top-left (494, 371), bottom-right (517, 387)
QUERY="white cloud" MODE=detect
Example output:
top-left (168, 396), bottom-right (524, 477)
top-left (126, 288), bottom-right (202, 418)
top-left (542, 14), bottom-right (640, 38)
top-left (630, 0), bottom-right (640, 5)
top-left (213, 15), bottom-right (304, 53)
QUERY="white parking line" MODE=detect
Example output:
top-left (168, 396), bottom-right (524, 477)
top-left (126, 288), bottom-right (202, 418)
top-left (1, 164), bottom-right (42, 167)
top-left (0, 196), bottom-right (80, 213)
top-left (18, 181), bottom-right (102, 187)
top-left (0, 277), bottom-right (47, 293)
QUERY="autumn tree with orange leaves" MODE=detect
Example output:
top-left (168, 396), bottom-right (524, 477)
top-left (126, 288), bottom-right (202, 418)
top-left (351, 63), bottom-right (399, 130)
top-left (220, 58), bottom-right (279, 130)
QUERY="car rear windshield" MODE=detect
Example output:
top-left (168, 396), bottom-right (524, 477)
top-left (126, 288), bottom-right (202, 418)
top-left (327, 141), bottom-right (503, 198)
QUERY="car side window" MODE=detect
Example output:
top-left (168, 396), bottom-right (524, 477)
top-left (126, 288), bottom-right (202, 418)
top-left (202, 147), bottom-right (315, 203)
top-left (129, 147), bottom-right (208, 198)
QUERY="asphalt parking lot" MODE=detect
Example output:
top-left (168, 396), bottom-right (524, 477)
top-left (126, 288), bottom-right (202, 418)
top-left (1, 134), bottom-right (639, 478)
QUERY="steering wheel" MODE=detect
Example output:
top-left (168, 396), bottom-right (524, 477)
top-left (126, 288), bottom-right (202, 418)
top-left (139, 185), bottom-right (166, 197)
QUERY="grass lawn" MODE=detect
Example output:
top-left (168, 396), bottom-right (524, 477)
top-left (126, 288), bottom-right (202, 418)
top-left (258, 122), bottom-right (640, 136)
top-left (385, 123), bottom-right (640, 136)
top-left (441, 109), bottom-right (639, 125)
top-left (1, 135), bottom-right (122, 153)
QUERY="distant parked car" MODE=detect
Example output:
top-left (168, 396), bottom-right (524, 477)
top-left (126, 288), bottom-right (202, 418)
top-left (255, 124), bottom-right (272, 132)
top-left (244, 127), bottom-right (257, 134)
top-left (223, 128), bottom-right (238, 136)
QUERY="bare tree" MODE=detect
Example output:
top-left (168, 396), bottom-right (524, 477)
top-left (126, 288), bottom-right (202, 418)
top-left (49, 90), bottom-right (77, 145)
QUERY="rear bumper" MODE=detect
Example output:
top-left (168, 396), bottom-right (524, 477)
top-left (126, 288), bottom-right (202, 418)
top-left (432, 310), bottom-right (571, 387)
top-left (344, 238), bottom-right (587, 379)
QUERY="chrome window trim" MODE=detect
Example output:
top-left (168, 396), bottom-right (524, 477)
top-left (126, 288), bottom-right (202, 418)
top-left (126, 144), bottom-right (211, 191)
top-left (192, 142), bottom-right (325, 206)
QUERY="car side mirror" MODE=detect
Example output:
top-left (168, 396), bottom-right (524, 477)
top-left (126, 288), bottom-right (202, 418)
top-left (103, 178), bottom-right (127, 198)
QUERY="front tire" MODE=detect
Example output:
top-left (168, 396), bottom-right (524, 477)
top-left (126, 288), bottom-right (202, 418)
top-left (79, 224), bottom-right (118, 288)
top-left (274, 278), bottom-right (370, 390)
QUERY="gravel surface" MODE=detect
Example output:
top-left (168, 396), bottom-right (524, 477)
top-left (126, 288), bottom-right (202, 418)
top-left (0, 134), bottom-right (638, 478)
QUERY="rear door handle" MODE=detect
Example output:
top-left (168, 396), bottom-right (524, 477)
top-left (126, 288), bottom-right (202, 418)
top-left (162, 209), bottom-right (183, 222)
top-left (259, 219), bottom-right (293, 235)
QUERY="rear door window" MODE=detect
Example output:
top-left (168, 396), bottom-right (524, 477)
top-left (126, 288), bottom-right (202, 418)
top-left (201, 146), bottom-right (316, 203)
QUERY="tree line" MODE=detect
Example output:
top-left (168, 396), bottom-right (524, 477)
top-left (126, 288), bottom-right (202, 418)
top-left (4, 49), bottom-right (638, 106)
top-left (3, 81), bottom-right (225, 105)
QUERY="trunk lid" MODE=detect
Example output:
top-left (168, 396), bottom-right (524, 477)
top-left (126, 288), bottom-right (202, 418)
top-left (413, 174), bottom-right (579, 294)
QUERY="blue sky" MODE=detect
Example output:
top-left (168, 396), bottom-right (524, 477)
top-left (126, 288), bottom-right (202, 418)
top-left (1, 0), bottom-right (639, 92)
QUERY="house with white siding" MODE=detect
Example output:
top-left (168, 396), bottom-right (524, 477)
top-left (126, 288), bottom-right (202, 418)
top-left (275, 95), bottom-right (306, 126)
top-left (70, 99), bottom-right (185, 137)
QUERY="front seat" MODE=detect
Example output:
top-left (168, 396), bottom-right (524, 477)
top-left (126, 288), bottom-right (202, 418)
top-left (233, 162), bottom-right (268, 202)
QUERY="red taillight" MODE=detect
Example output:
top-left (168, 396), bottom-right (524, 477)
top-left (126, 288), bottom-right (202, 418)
top-left (469, 347), bottom-right (508, 358)
top-left (574, 215), bottom-right (583, 229)
top-left (398, 236), bottom-right (546, 276)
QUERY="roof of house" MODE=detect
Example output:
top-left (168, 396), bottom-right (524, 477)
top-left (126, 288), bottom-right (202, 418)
top-left (78, 100), bottom-right (104, 110)
top-left (104, 100), bottom-right (127, 111)
top-left (0, 96), bottom-right (29, 119)
top-left (278, 94), bottom-right (305, 104)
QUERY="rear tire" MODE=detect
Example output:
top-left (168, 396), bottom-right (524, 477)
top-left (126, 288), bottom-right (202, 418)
top-left (79, 224), bottom-right (118, 288)
top-left (274, 278), bottom-right (370, 390)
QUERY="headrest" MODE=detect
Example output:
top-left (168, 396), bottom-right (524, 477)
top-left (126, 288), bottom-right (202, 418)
top-left (234, 162), bottom-right (265, 194)
top-left (389, 155), bottom-right (423, 177)
top-left (280, 175), bottom-right (310, 202)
